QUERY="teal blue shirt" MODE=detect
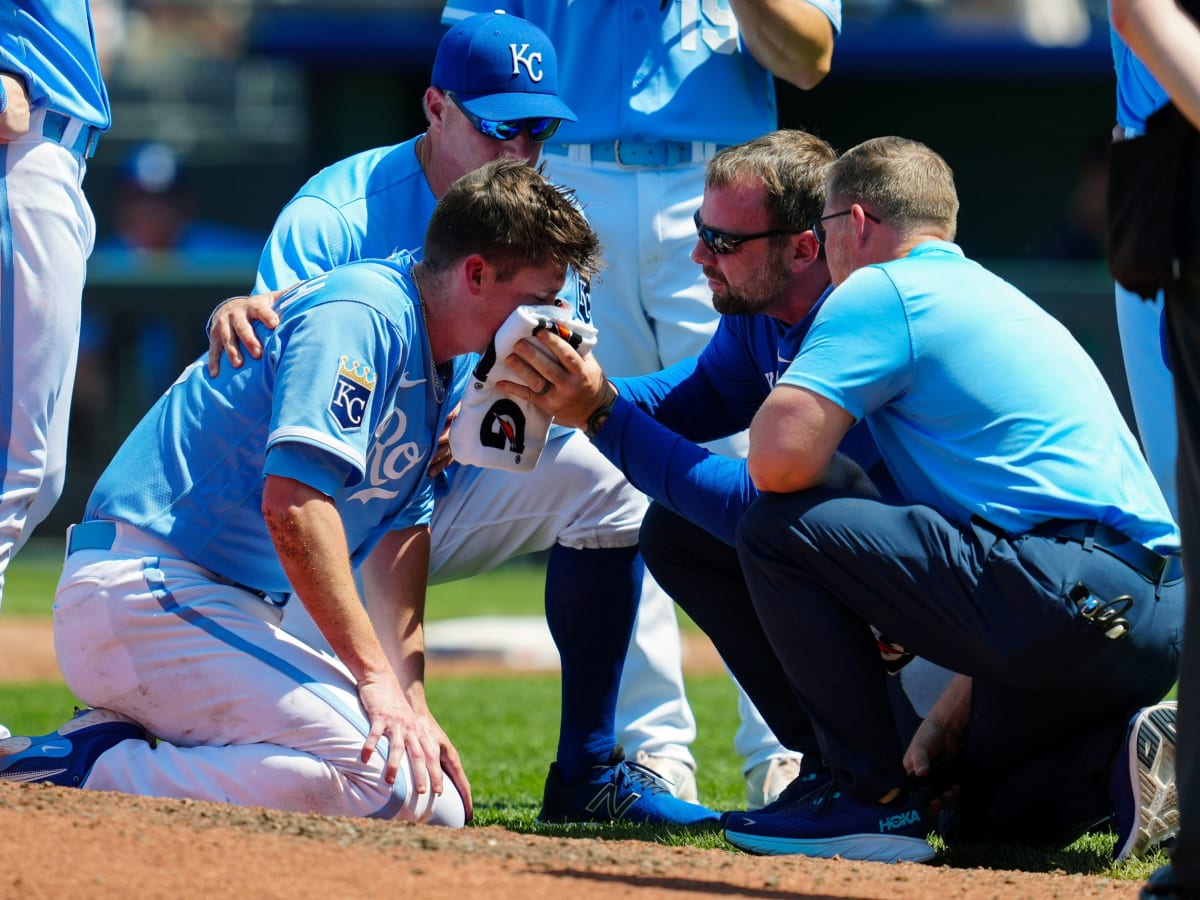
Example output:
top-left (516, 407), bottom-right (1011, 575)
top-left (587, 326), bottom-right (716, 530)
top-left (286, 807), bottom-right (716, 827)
top-left (779, 242), bottom-right (1179, 552)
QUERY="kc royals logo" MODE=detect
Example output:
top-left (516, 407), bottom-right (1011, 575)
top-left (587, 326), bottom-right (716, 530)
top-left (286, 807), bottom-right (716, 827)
top-left (510, 43), bottom-right (543, 81)
top-left (481, 398), bottom-right (526, 462)
top-left (330, 355), bottom-right (376, 431)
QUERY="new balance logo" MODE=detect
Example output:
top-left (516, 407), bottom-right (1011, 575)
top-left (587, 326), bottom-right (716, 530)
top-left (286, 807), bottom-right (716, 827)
top-left (879, 809), bottom-right (921, 832)
top-left (1, 767), bottom-right (68, 783)
top-left (584, 783), bottom-right (641, 820)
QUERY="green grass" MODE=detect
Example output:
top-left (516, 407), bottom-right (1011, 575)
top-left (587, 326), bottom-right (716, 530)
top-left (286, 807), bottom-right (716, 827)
top-left (0, 543), bottom-right (1165, 878)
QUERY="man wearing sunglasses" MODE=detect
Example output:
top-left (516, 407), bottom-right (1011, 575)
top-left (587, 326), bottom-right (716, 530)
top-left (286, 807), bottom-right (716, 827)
top-left (203, 11), bottom-right (718, 828)
top-left (443, 0), bottom-right (842, 813)
top-left (498, 126), bottom-right (951, 800)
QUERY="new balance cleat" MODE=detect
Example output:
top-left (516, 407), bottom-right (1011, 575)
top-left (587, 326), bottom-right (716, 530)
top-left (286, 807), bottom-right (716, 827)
top-left (724, 778), bottom-right (935, 863)
top-left (1113, 701), bottom-right (1178, 862)
top-left (540, 746), bottom-right (720, 826)
top-left (0, 707), bottom-right (151, 787)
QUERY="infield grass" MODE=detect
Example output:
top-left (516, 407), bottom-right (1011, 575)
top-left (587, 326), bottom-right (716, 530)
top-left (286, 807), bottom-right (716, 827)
top-left (0, 542), bottom-right (1169, 878)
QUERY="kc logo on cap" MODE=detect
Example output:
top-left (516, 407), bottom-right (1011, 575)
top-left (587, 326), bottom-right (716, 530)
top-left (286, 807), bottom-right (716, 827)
top-left (433, 11), bottom-right (576, 123)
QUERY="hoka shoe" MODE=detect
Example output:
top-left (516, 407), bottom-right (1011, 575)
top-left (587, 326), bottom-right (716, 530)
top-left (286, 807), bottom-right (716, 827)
top-left (724, 778), bottom-right (936, 863)
top-left (539, 746), bottom-right (720, 826)
top-left (0, 707), bottom-right (151, 787)
top-left (1113, 701), bottom-right (1178, 862)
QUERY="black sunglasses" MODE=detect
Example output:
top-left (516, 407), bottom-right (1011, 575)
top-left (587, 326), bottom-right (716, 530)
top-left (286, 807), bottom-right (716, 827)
top-left (693, 210), bottom-right (801, 255)
top-left (811, 208), bottom-right (882, 246)
top-left (446, 90), bottom-right (561, 142)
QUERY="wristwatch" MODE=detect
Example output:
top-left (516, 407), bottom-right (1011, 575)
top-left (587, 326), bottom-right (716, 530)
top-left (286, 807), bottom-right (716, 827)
top-left (584, 385), bottom-right (617, 439)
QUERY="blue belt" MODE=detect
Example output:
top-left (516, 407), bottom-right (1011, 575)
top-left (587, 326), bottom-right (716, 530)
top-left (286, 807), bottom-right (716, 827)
top-left (67, 519), bottom-right (116, 553)
top-left (42, 111), bottom-right (101, 159)
top-left (67, 520), bottom-right (288, 606)
top-left (542, 139), bottom-right (727, 168)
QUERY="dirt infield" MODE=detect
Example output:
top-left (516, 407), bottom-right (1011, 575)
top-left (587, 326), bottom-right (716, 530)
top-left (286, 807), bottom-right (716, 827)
top-left (0, 786), bottom-right (1143, 899)
top-left (0, 616), bottom-right (1149, 899)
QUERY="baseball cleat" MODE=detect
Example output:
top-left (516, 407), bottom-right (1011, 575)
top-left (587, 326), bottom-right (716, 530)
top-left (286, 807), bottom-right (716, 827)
top-left (632, 749), bottom-right (698, 803)
top-left (0, 707), bottom-right (152, 788)
top-left (539, 746), bottom-right (720, 826)
top-left (0, 724), bottom-right (9, 740)
top-left (723, 778), bottom-right (935, 863)
top-left (744, 755), bottom-right (804, 810)
top-left (1113, 701), bottom-right (1178, 862)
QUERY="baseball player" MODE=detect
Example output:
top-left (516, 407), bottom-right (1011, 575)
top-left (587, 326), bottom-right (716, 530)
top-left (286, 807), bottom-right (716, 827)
top-left (205, 13), bottom-right (719, 825)
top-left (0, 3), bottom-right (107, 743)
top-left (442, 0), bottom-right (842, 806)
top-left (500, 129), bottom-right (951, 797)
top-left (0, 159), bottom-right (599, 826)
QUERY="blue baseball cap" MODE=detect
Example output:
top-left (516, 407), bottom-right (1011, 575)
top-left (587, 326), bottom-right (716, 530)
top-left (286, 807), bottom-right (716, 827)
top-left (432, 11), bottom-right (576, 123)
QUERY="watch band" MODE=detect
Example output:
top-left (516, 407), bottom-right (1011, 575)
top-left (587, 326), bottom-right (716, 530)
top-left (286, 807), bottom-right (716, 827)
top-left (584, 387), bottom-right (617, 439)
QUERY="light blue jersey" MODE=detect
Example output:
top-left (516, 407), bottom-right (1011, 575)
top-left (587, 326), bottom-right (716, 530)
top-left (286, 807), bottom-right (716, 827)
top-left (1111, 25), bottom-right (1170, 134)
top-left (779, 242), bottom-right (1179, 551)
top-left (0, 2), bottom-right (109, 128)
top-left (88, 254), bottom-right (471, 592)
top-left (253, 138), bottom-right (436, 294)
top-left (441, 1), bottom-right (841, 145)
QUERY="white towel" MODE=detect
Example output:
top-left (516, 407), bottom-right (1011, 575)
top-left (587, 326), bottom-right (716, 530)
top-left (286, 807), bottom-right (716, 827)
top-left (449, 305), bottom-right (598, 472)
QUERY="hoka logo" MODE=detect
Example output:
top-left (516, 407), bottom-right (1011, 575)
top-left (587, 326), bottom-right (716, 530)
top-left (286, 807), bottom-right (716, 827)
top-left (584, 783), bottom-right (641, 820)
top-left (879, 809), bottom-right (921, 832)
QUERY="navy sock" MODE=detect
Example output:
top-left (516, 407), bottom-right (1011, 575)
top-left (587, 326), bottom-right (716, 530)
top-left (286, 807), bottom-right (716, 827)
top-left (544, 543), bottom-right (643, 783)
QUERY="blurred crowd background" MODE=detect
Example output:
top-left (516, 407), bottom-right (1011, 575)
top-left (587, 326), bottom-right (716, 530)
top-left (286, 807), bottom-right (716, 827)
top-left (64, 0), bottom-right (1122, 534)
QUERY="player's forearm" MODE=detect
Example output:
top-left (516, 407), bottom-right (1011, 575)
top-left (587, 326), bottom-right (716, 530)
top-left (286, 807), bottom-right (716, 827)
top-left (361, 525), bottom-right (432, 693)
top-left (1111, 0), bottom-right (1200, 132)
top-left (729, 0), bottom-right (835, 89)
top-left (263, 475), bottom-right (392, 683)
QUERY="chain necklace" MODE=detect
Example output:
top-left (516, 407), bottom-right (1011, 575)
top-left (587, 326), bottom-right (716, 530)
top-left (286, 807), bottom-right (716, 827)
top-left (412, 265), bottom-right (446, 404)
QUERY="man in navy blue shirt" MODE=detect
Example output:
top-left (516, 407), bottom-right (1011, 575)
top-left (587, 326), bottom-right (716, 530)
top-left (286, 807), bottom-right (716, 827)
top-left (499, 128), bottom-right (936, 779)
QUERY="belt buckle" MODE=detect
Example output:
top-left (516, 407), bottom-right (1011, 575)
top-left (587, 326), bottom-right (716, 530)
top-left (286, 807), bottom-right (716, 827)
top-left (613, 139), bottom-right (637, 169)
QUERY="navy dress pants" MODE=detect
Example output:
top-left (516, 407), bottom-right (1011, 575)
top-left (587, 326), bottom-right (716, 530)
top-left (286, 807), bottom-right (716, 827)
top-left (731, 487), bottom-right (1183, 845)
top-left (639, 502), bottom-right (922, 776)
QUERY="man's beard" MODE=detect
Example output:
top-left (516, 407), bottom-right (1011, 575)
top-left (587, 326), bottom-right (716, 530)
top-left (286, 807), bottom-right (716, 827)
top-left (709, 262), bottom-right (788, 316)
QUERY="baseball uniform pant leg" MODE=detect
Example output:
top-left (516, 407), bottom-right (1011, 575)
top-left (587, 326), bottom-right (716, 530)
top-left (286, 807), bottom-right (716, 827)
top-left (640, 501), bottom-right (820, 761)
top-left (430, 430), bottom-right (671, 772)
top-left (0, 139), bottom-right (92, 604)
top-left (54, 539), bottom-right (465, 826)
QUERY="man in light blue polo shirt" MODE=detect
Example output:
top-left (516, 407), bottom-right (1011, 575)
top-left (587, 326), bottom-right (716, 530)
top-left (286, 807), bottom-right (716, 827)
top-left (716, 136), bottom-right (1183, 864)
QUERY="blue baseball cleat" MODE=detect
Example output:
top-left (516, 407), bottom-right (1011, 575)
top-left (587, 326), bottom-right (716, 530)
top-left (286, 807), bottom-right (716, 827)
top-left (1113, 701), bottom-right (1179, 862)
top-left (0, 707), bottom-right (152, 787)
top-left (539, 746), bottom-right (720, 826)
top-left (723, 778), bottom-right (935, 863)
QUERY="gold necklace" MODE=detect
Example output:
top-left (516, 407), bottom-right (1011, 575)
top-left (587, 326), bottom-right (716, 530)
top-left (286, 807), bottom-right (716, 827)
top-left (412, 265), bottom-right (446, 404)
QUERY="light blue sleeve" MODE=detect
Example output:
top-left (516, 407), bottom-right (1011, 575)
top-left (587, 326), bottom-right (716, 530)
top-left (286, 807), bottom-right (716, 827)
top-left (253, 195), bottom-right (360, 294)
top-left (778, 268), bottom-right (912, 420)
top-left (266, 297), bottom-right (399, 485)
